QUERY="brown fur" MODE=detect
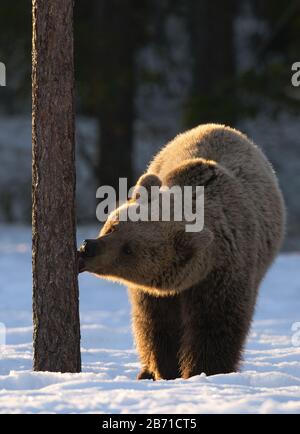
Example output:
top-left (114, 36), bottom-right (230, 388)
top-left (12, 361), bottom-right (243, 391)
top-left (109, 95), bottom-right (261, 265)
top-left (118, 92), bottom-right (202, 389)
top-left (79, 124), bottom-right (285, 380)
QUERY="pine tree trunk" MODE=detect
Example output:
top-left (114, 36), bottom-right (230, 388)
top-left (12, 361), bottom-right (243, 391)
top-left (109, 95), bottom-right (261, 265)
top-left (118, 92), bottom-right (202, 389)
top-left (32, 0), bottom-right (81, 372)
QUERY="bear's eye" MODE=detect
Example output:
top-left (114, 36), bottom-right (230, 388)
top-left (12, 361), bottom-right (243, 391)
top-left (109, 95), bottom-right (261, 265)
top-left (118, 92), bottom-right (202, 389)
top-left (122, 243), bottom-right (132, 255)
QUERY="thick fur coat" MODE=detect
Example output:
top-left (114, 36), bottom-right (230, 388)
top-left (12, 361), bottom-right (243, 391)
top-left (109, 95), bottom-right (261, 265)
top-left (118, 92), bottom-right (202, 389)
top-left (79, 124), bottom-right (285, 380)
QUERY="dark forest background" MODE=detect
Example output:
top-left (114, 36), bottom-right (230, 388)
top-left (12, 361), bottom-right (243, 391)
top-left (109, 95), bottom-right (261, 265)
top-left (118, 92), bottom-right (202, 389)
top-left (0, 0), bottom-right (299, 250)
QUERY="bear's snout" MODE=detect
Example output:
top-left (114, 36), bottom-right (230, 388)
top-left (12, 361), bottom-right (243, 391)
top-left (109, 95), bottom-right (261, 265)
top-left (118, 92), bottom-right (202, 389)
top-left (77, 239), bottom-right (100, 274)
top-left (79, 239), bottom-right (98, 258)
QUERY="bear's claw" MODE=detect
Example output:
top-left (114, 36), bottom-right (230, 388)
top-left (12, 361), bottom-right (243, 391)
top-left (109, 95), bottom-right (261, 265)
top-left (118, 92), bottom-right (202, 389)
top-left (137, 369), bottom-right (155, 380)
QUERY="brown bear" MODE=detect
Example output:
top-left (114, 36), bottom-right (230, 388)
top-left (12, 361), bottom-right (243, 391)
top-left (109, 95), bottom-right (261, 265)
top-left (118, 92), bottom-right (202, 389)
top-left (78, 123), bottom-right (285, 380)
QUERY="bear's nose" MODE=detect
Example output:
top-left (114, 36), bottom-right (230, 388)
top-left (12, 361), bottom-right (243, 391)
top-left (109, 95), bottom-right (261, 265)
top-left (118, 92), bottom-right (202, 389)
top-left (79, 239), bottom-right (98, 258)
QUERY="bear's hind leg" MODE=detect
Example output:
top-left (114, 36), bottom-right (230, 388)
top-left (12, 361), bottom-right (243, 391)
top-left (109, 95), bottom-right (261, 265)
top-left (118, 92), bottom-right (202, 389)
top-left (179, 284), bottom-right (253, 378)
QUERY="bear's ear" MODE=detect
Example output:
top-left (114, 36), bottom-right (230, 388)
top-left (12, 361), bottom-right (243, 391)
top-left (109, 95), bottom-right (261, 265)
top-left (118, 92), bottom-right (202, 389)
top-left (131, 173), bottom-right (162, 201)
top-left (174, 227), bottom-right (213, 261)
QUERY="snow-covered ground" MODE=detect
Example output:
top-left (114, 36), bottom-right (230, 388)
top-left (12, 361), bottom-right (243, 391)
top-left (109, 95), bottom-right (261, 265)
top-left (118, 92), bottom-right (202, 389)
top-left (0, 225), bottom-right (299, 414)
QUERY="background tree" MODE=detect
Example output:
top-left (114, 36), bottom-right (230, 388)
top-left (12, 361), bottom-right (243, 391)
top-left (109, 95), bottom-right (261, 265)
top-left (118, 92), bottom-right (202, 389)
top-left (242, 0), bottom-right (300, 110)
top-left (0, 1), bottom-right (31, 113)
top-left (184, 0), bottom-right (238, 127)
top-left (75, 0), bottom-right (152, 190)
top-left (32, 0), bottom-right (81, 372)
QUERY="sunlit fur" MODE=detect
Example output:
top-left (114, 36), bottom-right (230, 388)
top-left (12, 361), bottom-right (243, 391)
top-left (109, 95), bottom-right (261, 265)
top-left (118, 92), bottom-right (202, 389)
top-left (82, 124), bottom-right (285, 380)
top-left (86, 206), bottom-right (213, 297)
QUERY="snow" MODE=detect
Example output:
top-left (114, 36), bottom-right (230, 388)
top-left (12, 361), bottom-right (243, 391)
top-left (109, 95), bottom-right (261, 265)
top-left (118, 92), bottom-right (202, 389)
top-left (0, 225), bottom-right (300, 414)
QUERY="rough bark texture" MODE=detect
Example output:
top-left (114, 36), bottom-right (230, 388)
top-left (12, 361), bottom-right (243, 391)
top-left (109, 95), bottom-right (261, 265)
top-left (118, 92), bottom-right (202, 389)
top-left (32, 0), bottom-right (81, 372)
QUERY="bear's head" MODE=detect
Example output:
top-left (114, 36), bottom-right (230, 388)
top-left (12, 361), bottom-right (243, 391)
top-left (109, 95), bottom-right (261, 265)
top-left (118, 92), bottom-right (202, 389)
top-left (78, 173), bottom-right (214, 296)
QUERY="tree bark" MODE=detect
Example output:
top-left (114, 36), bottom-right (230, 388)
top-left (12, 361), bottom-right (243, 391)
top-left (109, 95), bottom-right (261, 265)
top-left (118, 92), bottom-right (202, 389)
top-left (32, 0), bottom-right (81, 372)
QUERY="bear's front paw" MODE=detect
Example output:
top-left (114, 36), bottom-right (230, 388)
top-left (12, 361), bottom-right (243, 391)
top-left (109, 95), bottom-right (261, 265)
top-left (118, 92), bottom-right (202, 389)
top-left (137, 369), bottom-right (155, 380)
